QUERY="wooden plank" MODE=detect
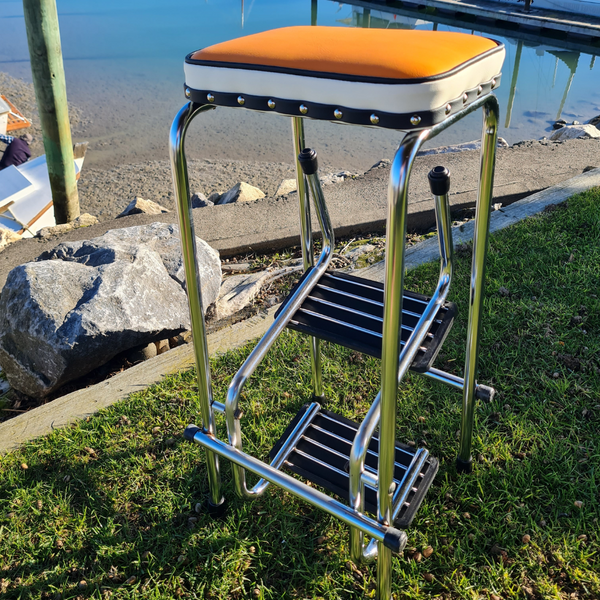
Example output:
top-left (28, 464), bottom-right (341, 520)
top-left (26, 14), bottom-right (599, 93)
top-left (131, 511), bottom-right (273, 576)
top-left (1, 95), bottom-right (32, 132)
top-left (0, 305), bottom-right (278, 454)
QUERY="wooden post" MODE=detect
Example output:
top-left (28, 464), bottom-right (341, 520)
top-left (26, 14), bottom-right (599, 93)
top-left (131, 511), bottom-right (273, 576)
top-left (22, 0), bottom-right (80, 224)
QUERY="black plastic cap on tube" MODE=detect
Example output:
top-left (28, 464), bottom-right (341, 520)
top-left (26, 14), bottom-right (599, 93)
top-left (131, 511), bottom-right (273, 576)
top-left (184, 424), bottom-right (201, 442)
top-left (428, 165), bottom-right (451, 196)
top-left (298, 148), bottom-right (319, 175)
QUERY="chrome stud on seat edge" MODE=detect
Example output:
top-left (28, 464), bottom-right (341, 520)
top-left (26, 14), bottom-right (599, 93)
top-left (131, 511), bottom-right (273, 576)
top-left (207, 93), bottom-right (215, 103)
top-left (268, 99), bottom-right (276, 109)
top-left (237, 96), bottom-right (246, 106)
top-left (299, 104), bottom-right (308, 115)
top-left (370, 114), bottom-right (380, 125)
top-left (185, 88), bottom-right (191, 99)
top-left (410, 115), bottom-right (421, 126)
top-left (334, 109), bottom-right (343, 120)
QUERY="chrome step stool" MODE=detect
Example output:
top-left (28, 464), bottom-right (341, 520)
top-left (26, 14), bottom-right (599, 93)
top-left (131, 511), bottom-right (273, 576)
top-left (170, 26), bottom-right (504, 599)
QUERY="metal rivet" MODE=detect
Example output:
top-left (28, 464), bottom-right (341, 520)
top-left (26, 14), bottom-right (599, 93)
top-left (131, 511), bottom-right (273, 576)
top-left (491, 78), bottom-right (497, 89)
top-left (334, 109), bottom-right (343, 120)
top-left (299, 104), bottom-right (308, 115)
top-left (410, 115), bottom-right (421, 126)
top-left (445, 103), bottom-right (452, 115)
top-left (462, 93), bottom-right (469, 104)
top-left (185, 88), bottom-right (192, 99)
top-left (206, 93), bottom-right (215, 103)
top-left (267, 99), bottom-right (276, 109)
top-left (237, 96), bottom-right (245, 106)
top-left (477, 85), bottom-right (483, 96)
top-left (370, 114), bottom-right (380, 125)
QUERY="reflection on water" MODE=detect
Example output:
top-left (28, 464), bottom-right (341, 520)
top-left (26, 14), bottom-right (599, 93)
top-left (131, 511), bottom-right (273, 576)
top-left (0, 0), bottom-right (598, 170)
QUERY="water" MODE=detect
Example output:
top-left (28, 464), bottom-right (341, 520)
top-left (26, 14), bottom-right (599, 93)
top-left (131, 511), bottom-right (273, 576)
top-left (1, 0), bottom-right (599, 171)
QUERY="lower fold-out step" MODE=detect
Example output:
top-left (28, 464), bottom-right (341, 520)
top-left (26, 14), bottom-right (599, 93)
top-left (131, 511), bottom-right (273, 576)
top-left (270, 404), bottom-right (438, 528)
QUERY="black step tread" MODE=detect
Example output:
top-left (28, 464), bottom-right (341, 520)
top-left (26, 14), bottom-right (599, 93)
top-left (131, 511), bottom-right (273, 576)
top-left (275, 270), bottom-right (456, 373)
top-left (270, 405), bottom-right (438, 528)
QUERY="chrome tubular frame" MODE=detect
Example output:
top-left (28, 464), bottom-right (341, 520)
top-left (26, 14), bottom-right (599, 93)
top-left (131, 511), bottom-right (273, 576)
top-left (345, 95), bottom-right (498, 599)
top-left (172, 91), bottom-right (499, 600)
top-left (292, 117), bottom-right (324, 400)
top-left (170, 102), bottom-right (223, 510)
top-left (458, 96), bottom-right (499, 471)
top-left (225, 144), bottom-right (335, 499)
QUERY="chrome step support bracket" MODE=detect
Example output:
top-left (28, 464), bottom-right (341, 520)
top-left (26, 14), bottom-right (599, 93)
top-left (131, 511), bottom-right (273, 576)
top-left (225, 148), bottom-right (335, 499)
top-left (292, 117), bottom-right (324, 400)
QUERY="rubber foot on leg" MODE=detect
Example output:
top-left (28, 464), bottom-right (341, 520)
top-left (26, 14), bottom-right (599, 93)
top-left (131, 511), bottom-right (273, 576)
top-left (456, 456), bottom-right (473, 474)
top-left (207, 498), bottom-right (227, 519)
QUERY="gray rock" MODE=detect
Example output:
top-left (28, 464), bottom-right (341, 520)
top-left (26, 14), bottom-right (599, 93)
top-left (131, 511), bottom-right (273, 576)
top-left (550, 124), bottom-right (600, 141)
top-left (36, 213), bottom-right (99, 239)
top-left (586, 115), bottom-right (600, 129)
top-left (553, 119), bottom-right (568, 130)
top-left (117, 197), bottom-right (170, 217)
top-left (275, 179), bottom-right (297, 196)
top-left (207, 192), bottom-right (221, 204)
top-left (217, 182), bottom-right (265, 205)
top-left (192, 192), bottom-right (213, 208)
top-left (0, 223), bottom-right (221, 398)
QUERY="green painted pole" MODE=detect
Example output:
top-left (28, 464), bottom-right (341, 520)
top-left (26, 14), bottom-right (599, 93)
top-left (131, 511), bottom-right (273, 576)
top-left (22, 0), bottom-right (80, 224)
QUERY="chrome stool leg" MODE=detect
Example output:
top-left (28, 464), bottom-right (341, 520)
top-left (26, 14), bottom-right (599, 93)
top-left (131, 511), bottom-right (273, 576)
top-left (291, 117), bottom-right (324, 400)
top-left (170, 102), bottom-right (224, 511)
top-left (457, 95), bottom-right (500, 473)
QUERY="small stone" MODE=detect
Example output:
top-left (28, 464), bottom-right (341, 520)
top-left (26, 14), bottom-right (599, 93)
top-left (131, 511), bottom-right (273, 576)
top-left (522, 534), bottom-right (531, 544)
top-left (195, 502), bottom-right (202, 514)
top-left (275, 179), bottom-right (297, 196)
top-left (253, 589), bottom-right (260, 598)
top-left (36, 500), bottom-right (43, 510)
top-left (468, 533), bottom-right (476, 541)
top-left (412, 551), bottom-right (422, 562)
top-left (117, 197), bottom-right (170, 217)
top-left (418, 416), bottom-right (426, 423)
top-left (463, 512), bottom-right (471, 519)
top-left (316, 536), bottom-right (327, 545)
top-left (423, 573), bottom-right (434, 583)
top-left (125, 576), bottom-right (136, 585)
top-left (151, 427), bottom-right (161, 436)
top-left (498, 286), bottom-right (510, 297)
top-left (249, 545), bottom-right (256, 553)
top-left (207, 192), bottom-right (221, 204)
top-left (7, 512), bottom-right (15, 518)
top-left (407, 441), bottom-right (416, 447)
top-left (553, 119), bottom-right (567, 130)
top-left (423, 545), bottom-right (434, 558)
top-left (127, 342), bottom-right (158, 364)
top-left (553, 372), bottom-right (560, 379)
top-left (177, 555), bottom-right (187, 564)
top-left (540, 519), bottom-right (547, 527)
top-left (218, 182), bottom-right (265, 205)
top-left (84, 447), bottom-right (97, 457)
top-left (191, 193), bottom-right (213, 208)
top-left (577, 534), bottom-right (587, 541)
top-left (188, 517), bottom-right (198, 524)
top-left (155, 339), bottom-right (170, 355)
top-left (574, 500), bottom-right (583, 509)
top-left (63, 475), bottom-right (71, 483)
top-left (21, 463), bottom-right (28, 470)
top-left (491, 595), bottom-right (501, 600)
top-left (78, 581), bottom-right (87, 590)
top-left (165, 437), bottom-right (176, 446)
top-left (141, 551), bottom-right (151, 560)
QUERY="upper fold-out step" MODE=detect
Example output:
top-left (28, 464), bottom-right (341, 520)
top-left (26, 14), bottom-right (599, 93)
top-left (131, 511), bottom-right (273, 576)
top-left (184, 26), bottom-right (505, 130)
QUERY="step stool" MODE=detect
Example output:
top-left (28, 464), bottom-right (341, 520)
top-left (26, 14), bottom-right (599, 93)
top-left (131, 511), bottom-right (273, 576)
top-left (170, 26), bottom-right (504, 599)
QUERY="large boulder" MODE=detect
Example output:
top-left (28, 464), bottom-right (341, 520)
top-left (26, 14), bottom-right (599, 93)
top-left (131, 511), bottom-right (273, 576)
top-left (0, 223), bottom-right (221, 398)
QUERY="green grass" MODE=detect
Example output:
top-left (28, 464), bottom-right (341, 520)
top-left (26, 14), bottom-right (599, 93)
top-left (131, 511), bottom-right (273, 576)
top-left (1, 189), bottom-right (599, 600)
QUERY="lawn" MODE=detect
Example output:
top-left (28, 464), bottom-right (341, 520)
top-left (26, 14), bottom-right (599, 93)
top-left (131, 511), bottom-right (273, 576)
top-left (0, 188), bottom-right (598, 600)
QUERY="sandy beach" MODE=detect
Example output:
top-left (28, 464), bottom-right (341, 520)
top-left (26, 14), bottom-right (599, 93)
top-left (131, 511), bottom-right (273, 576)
top-left (1, 71), bottom-right (355, 221)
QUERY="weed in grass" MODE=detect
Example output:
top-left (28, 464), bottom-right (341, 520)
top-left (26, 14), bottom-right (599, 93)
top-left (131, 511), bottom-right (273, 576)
top-left (0, 189), bottom-right (599, 599)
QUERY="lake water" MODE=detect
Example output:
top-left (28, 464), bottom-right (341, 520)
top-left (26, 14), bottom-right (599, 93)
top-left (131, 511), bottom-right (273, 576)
top-left (1, 0), bottom-right (599, 171)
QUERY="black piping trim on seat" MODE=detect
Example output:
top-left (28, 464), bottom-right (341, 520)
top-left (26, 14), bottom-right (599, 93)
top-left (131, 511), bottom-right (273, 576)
top-left (185, 42), bottom-right (504, 85)
top-left (183, 74), bottom-right (501, 130)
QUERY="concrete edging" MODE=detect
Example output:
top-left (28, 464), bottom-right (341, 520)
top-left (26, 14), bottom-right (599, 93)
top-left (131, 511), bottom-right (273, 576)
top-left (1, 167), bottom-right (598, 454)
